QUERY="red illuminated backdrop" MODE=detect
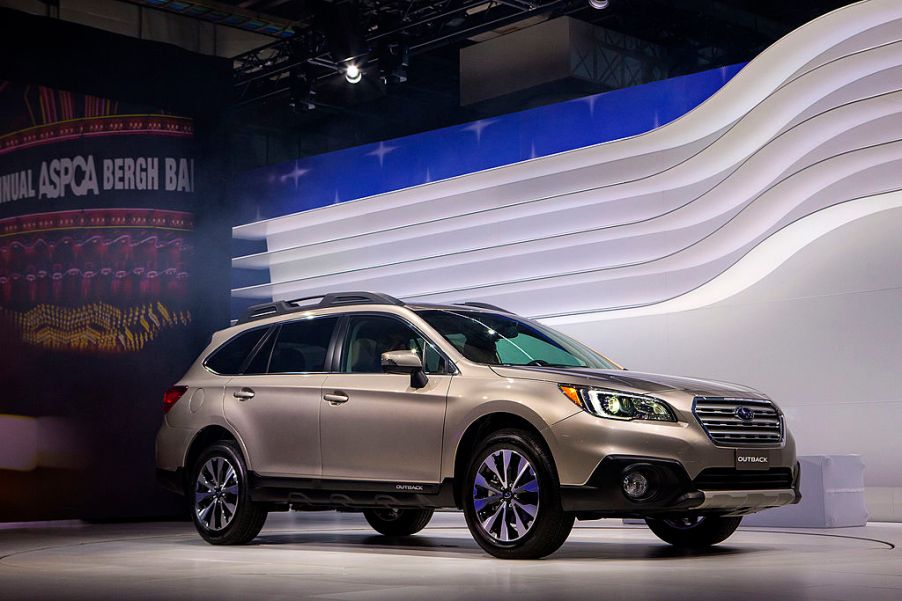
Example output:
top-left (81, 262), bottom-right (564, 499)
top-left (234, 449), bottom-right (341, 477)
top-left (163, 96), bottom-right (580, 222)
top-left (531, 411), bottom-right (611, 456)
top-left (0, 208), bottom-right (193, 352)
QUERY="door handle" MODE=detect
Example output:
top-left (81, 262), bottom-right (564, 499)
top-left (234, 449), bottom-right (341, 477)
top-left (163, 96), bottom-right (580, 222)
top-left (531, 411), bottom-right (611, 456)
top-left (233, 387), bottom-right (255, 400)
top-left (323, 392), bottom-right (349, 405)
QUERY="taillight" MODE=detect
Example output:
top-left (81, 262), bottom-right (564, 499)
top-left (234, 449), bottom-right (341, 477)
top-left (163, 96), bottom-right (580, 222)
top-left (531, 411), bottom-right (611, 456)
top-left (163, 386), bottom-right (188, 413)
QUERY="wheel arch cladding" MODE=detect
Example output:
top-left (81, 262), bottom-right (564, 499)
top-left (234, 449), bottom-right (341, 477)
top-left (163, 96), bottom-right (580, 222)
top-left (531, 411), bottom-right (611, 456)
top-left (452, 412), bottom-right (558, 508)
top-left (185, 425), bottom-right (240, 479)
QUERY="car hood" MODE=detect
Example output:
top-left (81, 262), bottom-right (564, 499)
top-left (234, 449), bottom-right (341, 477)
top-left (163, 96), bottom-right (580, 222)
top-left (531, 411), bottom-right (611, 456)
top-left (489, 365), bottom-right (768, 399)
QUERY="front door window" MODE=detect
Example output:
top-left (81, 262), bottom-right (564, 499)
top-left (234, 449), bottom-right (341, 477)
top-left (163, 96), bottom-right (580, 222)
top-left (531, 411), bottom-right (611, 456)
top-left (341, 315), bottom-right (445, 374)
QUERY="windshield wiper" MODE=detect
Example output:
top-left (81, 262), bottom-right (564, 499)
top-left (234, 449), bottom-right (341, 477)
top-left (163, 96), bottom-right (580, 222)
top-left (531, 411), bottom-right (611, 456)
top-left (498, 363), bottom-right (585, 368)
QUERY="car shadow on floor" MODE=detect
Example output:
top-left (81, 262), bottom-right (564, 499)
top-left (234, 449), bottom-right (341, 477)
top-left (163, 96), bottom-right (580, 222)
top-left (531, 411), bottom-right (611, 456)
top-left (247, 531), bottom-right (759, 560)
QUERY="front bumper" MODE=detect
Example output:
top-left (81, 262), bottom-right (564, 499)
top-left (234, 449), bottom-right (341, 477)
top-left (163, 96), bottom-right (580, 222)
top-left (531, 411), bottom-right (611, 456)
top-left (548, 406), bottom-right (798, 485)
top-left (560, 455), bottom-right (801, 518)
top-left (694, 488), bottom-right (798, 512)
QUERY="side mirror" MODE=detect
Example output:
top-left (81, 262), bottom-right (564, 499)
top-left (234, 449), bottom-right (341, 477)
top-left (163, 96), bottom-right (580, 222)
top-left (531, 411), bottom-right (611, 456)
top-left (381, 350), bottom-right (428, 389)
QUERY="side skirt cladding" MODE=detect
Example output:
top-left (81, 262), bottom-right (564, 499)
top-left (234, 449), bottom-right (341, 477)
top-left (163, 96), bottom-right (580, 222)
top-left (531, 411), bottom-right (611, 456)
top-left (248, 473), bottom-right (458, 510)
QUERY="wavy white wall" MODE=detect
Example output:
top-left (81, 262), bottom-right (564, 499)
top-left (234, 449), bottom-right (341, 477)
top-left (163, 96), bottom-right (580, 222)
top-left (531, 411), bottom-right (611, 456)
top-left (232, 0), bottom-right (902, 519)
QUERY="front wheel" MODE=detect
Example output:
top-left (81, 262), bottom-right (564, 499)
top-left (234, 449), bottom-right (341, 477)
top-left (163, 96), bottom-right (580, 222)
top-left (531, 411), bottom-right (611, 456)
top-left (463, 429), bottom-right (574, 559)
top-left (645, 515), bottom-right (742, 548)
top-left (190, 441), bottom-right (268, 545)
top-left (363, 507), bottom-right (434, 536)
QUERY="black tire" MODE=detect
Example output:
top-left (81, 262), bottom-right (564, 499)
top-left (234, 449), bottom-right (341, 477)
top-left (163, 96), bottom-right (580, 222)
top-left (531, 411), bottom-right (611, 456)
top-left (190, 441), bottom-right (268, 545)
top-left (463, 428), bottom-right (574, 559)
top-left (645, 515), bottom-right (742, 548)
top-left (363, 507), bottom-right (434, 536)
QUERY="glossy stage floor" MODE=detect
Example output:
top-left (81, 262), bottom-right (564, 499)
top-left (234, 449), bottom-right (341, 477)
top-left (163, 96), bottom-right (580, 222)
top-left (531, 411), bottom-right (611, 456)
top-left (0, 512), bottom-right (899, 601)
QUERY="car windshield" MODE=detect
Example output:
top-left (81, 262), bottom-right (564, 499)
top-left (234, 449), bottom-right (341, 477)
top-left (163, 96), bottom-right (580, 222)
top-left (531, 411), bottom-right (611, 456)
top-left (416, 309), bottom-right (620, 369)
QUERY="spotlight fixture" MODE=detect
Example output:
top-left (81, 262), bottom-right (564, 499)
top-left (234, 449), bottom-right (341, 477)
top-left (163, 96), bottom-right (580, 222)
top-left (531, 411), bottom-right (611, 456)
top-left (589, 0), bottom-right (610, 9)
top-left (287, 68), bottom-right (315, 112)
top-left (344, 63), bottom-right (362, 84)
top-left (315, 1), bottom-right (369, 85)
top-left (378, 37), bottom-right (410, 85)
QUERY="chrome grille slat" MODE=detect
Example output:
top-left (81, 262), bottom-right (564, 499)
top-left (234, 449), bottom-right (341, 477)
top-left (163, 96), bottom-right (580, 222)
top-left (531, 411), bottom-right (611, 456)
top-left (705, 422), bottom-right (781, 429)
top-left (693, 397), bottom-right (784, 447)
top-left (702, 416), bottom-right (781, 424)
top-left (696, 408), bottom-right (777, 416)
top-left (706, 429), bottom-right (782, 437)
top-left (694, 398), bottom-right (775, 405)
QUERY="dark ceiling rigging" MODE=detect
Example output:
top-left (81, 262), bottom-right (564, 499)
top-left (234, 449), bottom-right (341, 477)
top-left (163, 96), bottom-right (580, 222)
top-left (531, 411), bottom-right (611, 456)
top-left (231, 0), bottom-right (582, 108)
top-left (126, 0), bottom-right (856, 167)
top-left (129, 0), bottom-right (855, 108)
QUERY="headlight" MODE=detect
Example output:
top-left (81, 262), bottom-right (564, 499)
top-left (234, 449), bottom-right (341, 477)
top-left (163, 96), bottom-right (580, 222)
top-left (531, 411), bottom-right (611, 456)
top-left (559, 385), bottom-right (676, 422)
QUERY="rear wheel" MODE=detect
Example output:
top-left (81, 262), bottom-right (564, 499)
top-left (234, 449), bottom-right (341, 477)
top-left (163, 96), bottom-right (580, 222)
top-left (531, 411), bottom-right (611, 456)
top-left (190, 441), bottom-right (268, 545)
top-left (645, 514), bottom-right (742, 547)
top-left (463, 429), bottom-right (574, 559)
top-left (363, 507), bottom-right (434, 536)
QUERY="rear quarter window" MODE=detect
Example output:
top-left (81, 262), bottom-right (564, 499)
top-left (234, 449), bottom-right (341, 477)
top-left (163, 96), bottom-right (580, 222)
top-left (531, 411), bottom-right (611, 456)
top-left (204, 327), bottom-right (269, 375)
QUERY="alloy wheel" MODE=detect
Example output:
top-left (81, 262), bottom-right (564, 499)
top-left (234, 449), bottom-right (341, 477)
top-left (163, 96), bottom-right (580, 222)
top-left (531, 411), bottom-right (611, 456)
top-left (472, 449), bottom-right (540, 543)
top-left (195, 456), bottom-right (240, 531)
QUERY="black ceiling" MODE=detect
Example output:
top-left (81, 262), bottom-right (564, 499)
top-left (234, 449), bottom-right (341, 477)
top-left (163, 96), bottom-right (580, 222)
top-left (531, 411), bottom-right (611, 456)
top-left (193, 0), bottom-right (856, 169)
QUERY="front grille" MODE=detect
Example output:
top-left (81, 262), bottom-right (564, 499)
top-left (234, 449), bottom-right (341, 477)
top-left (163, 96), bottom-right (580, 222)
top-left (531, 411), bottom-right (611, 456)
top-left (694, 468), bottom-right (794, 490)
top-left (693, 397), bottom-right (784, 446)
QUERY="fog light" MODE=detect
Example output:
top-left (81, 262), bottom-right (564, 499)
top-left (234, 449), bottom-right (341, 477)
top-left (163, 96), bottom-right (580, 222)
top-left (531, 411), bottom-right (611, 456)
top-left (622, 470), bottom-right (651, 500)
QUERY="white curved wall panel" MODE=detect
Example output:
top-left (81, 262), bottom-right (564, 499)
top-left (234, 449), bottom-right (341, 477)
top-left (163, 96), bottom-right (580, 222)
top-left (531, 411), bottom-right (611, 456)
top-left (790, 18), bottom-right (902, 78)
top-left (543, 192), bottom-right (902, 324)
top-left (232, 0), bottom-right (902, 518)
top-left (786, 64), bottom-right (902, 129)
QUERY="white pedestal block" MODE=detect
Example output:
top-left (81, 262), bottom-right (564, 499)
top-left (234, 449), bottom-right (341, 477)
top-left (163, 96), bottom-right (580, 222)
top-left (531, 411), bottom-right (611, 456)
top-left (742, 455), bottom-right (868, 528)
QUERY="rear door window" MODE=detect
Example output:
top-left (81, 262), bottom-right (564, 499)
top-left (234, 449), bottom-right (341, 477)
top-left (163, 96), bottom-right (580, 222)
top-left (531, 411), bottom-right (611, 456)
top-left (268, 316), bottom-right (339, 373)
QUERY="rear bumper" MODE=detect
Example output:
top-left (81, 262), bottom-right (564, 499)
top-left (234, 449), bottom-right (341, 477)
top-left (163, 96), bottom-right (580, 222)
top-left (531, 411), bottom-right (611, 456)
top-left (155, 422), bottom-right (195, 472)
top-left (156, 467), bottom-right (185, 495)
top-left (560, 455), bottom-right (801, 518)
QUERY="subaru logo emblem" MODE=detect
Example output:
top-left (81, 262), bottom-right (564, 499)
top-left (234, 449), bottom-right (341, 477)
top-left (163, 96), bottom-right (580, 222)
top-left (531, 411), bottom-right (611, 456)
top-left (734, 406), bottom-right (755, 421)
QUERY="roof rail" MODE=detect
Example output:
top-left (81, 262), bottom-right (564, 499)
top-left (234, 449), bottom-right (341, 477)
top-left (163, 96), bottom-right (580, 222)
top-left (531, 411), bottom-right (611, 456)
top-left (237, 291), bottom-right (404, 324)
top-left (459, 301), bottom-right (511, 313)
top-left (320, 291), bottom-right (404, 308)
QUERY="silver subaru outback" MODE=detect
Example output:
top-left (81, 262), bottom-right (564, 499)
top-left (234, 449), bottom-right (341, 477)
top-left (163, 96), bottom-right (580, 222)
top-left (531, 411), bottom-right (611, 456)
top-left (156, 291), bottom-right (799, 559)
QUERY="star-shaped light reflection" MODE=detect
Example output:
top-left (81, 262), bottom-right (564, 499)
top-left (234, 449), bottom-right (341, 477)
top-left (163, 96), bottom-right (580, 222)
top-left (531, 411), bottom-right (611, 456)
top-left (366, 141), bottom-right (398, 167)
top-left (279, 160), bottom-right (309, 188)
top-left (578, 94), bottom-right (599, 118)
top-left (462, 119), bottom-right (497, 143)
